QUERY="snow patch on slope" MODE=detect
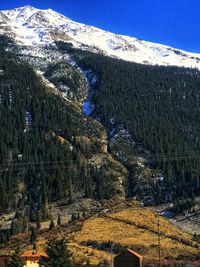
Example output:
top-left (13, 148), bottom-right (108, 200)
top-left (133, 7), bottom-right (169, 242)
top-left (1, 5), bottom-right (200, 69)
top-left (81, 70), bottom-right (97, 116)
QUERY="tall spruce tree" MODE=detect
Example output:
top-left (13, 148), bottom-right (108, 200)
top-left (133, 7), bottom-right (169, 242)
top-left (57, 213), bottom-right (61, 226)
top-left (39, 238), bottom-right (73, 267)
top-left (49, 218), bottom-right (55, 230)
top-left (30, 226), bottom-right (37, 245)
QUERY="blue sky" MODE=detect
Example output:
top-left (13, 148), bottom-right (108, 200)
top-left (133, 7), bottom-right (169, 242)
top-left (1, 0), bottom-right (200, 53)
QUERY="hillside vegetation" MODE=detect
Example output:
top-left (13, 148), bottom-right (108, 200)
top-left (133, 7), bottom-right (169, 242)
top-left (1, 35), bottom-right (200, 256)
top-left (56, 41), bottom-right (200, 204)
top-left (0, 36), bottom-right (126, 226)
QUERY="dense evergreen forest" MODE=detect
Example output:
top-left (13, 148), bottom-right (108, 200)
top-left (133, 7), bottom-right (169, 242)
top-left (1, 34), bottom-right (200, 222)
top-left (0, 36), bottom-right (126, 219)
top-left (56, 41), bottom-right (200, 201)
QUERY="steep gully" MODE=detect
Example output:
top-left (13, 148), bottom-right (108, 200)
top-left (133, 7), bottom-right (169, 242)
top-left (81, 69), bottom-right (97, 116)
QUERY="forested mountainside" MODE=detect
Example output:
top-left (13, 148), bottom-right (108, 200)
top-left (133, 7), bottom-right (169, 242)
top-left (1, 6), bottom-right (200, 264)
top-left (1, 34), bottom-right (200, 227)
top-left (0, 36), bottom-right (127, 219)
top-left (56, 42), bottom-right (200, 206)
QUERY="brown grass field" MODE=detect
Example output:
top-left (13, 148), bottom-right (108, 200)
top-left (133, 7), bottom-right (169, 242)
top-left (72, 201), bottom-right (199, 265)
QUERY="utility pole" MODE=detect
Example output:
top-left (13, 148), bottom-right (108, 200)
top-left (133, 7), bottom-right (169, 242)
top-left (157, 214), bottom-right (161, 267)
top-left (110, 242), bottom-right (113, 267)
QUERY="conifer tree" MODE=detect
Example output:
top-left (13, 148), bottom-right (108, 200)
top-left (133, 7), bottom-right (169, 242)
top-left (8, 245), bottom-right (25, 267)
top-left (36, 211), bottom-right (41, 229)
top-left (22, 215), bottom-right (27, 233)
top-left (30, 227), bottom-right (37, 245)
top-left (57, 213), bottom-right (61, 226)
top-left (49, 218), bottom-right (55, 230)
top-left (39, 238), bottom-right (73, 267)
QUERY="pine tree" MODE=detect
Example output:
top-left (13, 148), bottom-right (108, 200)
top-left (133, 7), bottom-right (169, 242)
top-left (10, 219), bottom-right (16, 236)
top-left (8, 245), bottom-right (25, 267)
top-left (33, 243), bottom-right (37, 251)
top-left (57, 213), bottom-right (61, 226)
top-left (39, 238), bottom-right (73, 267)
top-left (49, 218), bottom-right (55, 230)
top-left (36, 211), bottom-right (41, 229)
top-left (30, 227), bottom-right (37, 245)
top-left (22, 215), bottom-right (27, 233)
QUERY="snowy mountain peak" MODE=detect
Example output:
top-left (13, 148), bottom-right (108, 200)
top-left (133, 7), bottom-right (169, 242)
top-left (1, 5), bottom-right (200, 70)
top-left (0, 12), bottom-right (10, 23)
top-left (16, 5), bottom-right (37, 11)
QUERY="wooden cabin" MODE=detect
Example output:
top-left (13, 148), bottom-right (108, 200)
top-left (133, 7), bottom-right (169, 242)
top-left (114, 249), bottom-right (143, 267)
top-left (0, 253), bottom-right (47, 267)
top-left (21, 253), bottom-right (47, 267)
top-left (0, 255), bottom-right (10, 267)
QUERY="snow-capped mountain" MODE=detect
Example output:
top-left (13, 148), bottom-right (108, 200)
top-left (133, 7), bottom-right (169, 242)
top-left (1, 5), bottom-right (200, 69)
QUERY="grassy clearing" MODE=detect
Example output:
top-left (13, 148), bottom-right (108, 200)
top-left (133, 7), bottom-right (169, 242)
top-left (74, 201), bottom-right (199, 261)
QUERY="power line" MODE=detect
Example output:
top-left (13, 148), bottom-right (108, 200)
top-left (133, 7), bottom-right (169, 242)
top-left (150, 151), bottom-right (200, 162)
top-left (1, 151), bottom-right (200, 173)
top-left (1, 148), bottom-right (200, 173)
top-left (0, 160), bottom-right (82, 172)
top-left (0, 160), bottom-right (76, 167)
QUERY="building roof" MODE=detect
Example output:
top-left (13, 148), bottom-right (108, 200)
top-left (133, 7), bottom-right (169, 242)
top-left (115, 249), bottom-right (143, 260)
top-left (127, 249), bottom-right (143, 259)
top-left (21, 253), bottom-right (47, 259)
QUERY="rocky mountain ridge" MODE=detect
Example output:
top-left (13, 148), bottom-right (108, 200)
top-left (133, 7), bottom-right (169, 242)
top-left (1, 5), bottom-right (200, 69)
